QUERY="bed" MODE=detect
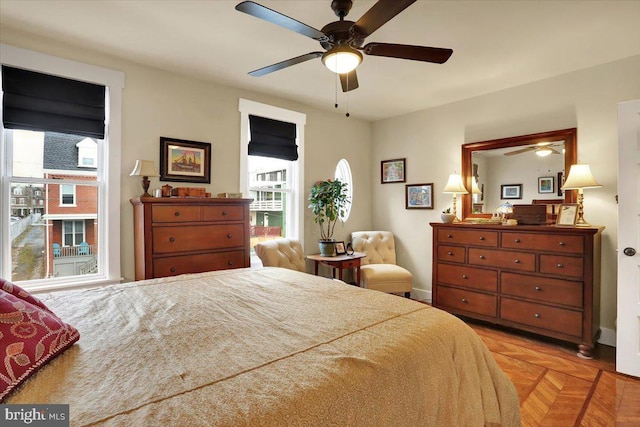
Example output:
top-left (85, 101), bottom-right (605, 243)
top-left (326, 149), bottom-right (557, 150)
top-left (3, 267), bottom-right (520, 426)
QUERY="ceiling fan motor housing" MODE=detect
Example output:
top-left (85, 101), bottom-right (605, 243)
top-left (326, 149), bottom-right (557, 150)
top-left (331, 0), bottom-right (353, 18)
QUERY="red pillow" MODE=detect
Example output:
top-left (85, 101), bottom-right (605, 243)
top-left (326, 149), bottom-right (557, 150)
top-left (0, 279), bottom-right (80, 401)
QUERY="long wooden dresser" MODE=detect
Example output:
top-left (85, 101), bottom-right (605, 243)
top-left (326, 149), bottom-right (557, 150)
top-left (430, 222), bottom-right (604, 358)
top-left (131, 197), bottom-right (252, 280)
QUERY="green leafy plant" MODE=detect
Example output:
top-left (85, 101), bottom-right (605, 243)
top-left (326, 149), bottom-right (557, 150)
top-left (442, 207), bottom-right (452, 214)
top-left (308, 179), bottom-right (350, 241)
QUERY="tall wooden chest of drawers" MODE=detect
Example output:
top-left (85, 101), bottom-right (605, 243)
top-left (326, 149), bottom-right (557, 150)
top-left (131, 197), bottom-right (252, 280)
top-left (430, 223), bottom-right (604, 357)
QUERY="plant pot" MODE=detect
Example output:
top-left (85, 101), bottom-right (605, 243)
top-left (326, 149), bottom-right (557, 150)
top-left (318, 240), bottom-right (336, 257)
top-left (441, 213), bottom-right (455, 223)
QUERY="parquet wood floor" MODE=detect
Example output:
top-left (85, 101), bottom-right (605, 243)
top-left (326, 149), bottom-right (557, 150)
top-left (467, 321), bottom-right (640, 426)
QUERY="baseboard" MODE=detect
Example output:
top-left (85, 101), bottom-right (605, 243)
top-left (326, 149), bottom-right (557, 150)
top-left (598, 327), bottom-right (616, 347)
top-left (411, 288), bottom-right (432, 304)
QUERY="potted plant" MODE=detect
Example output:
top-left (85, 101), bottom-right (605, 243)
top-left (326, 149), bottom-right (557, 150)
top-left (441, 207), bottom-right (455, 223)
top-left (308, 179), bottom-right (350, 256)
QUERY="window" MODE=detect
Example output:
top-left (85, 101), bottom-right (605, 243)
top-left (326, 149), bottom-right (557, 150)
top-left (1, 44), bottom-right (124, 291)
top-left (239, 99), bottom-right (305, 250)
top-left (60, 184), bottom-right (76, 206)
top-left (335, 159), bottom-right (353, 221)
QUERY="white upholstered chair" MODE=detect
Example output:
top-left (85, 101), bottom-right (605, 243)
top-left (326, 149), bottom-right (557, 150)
top-left (254, 238), bottom-right (306, 272)
top-left (350, 231), bottom-right (413, 298)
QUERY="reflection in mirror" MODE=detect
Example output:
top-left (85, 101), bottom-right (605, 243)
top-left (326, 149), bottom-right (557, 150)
top-left (462, 128), bottom-right (577, 219)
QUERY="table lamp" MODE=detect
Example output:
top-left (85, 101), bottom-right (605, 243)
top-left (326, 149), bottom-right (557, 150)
top-left (442, 173), bottom-right (469, 222)
top-left (561, 164), bottom-right (602, 226)
top-left (130, 160), bottom-right (159, 197)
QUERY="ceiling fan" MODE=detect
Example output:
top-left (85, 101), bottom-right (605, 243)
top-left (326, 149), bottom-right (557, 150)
top-left (235, 0), bottom-right (453, 92)
top-left (504, 142), bottom-right (563, 157)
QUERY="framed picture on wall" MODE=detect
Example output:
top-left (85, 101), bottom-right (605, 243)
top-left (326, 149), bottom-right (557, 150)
top-left (557, 171), bottom-right (564, 196)
top-left (405, 183), bottom-right (434, 209)
top-left (501, 184), bottom-right (522, 200)
top-left (160, 137), bottom-right (211, 183)
top-left (538, 176), bottom-right (554, 193)
top-left (381, 158), bottom-right (406, 184)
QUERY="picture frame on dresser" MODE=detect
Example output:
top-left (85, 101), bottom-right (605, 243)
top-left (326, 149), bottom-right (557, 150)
top-left (556, 203), bottom-right (578, 226)
top-left (160, 137), bottom-right (211, 183)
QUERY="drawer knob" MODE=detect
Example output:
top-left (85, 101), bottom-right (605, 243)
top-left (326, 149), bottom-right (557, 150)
top-left (461, 298), bottom-right (468, 303)
top-left (534, 286), bottom-right (542, 292)
top-left (448, 251), bottom-right (454, 256)
top-left (447, 234), bottom-right (453, 238)
top-left (514, 259), bottom-right (521, 264)
top-left (534, 313), bottom-right (541, 319)
top-left (479, 236), bottom-right (485, 241)
top-left (169, 237), bottom-right (175, 243)
top-left (479, 255), bottom-right (486, 260)
top-left (514, 238), bottom-right (521, 243)
top-left (559, 241), bottom-right (566, 246)
top-left (462, 274), bottom-right (468, 279)
top-left (174, 211), bottom-right (181, 217)
top-left (557, 263), bottom-right (564, 268)
top-left (170, 267), bottom-right (176, 273)
top-left (222, 211), bottom-right (228, 216)
top-left (227, 261), bottom-right (233, 266)
top-left (227, 233), bottom-right (233, 239)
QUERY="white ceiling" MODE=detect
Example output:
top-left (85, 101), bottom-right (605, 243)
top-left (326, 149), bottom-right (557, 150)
top-left (1, 0), bottom-right (639, 121)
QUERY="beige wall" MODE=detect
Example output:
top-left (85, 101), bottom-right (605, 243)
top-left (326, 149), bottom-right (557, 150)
top-left (0, 30), bottom-right (373, 282)
top-left (372, 54), bottom-right (640, 337)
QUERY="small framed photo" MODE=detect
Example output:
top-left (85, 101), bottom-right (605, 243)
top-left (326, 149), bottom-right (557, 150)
top-left (335, 241), bottom-right (346, 255)
top-left (538, 176), bottom-right (554, 193)
top-left (160, 137), bottom-right (211, 183)
top-left (381, 158), bottom-right (406, 184)
top-left (501, 184), bottom-right (522, 200)
top-left (405, 183), bottom-right (434, 209)
top-left (556, 203), bottom-right (578, 226)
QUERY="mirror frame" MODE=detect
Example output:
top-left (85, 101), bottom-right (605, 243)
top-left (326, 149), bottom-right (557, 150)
top-left (461, 128), bottom-right (577, 219)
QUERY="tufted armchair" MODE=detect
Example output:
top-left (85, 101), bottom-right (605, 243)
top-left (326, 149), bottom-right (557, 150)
top-left (254, 238), bottom-right (307, 272)
top-left (350, 231), bottom-right (412, 298)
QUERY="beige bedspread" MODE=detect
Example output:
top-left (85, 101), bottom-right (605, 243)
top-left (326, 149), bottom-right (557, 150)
top-left (8, 267), bottom-right (520, 426)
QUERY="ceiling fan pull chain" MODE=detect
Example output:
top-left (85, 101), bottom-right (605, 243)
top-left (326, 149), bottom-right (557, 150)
top-left (345, 72), bottom-right (350, 117)
top-left (334, 72), bottom-right (339, 109)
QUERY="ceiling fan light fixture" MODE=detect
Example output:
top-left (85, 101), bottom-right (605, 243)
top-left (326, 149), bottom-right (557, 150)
top-left (536, 147), bottom-right (553, 157)
top-left (322, 46), bottom-right (362, 74)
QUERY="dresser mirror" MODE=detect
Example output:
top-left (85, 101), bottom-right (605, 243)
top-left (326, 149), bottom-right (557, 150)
top-left (461, 128), bottom-right (577, 219)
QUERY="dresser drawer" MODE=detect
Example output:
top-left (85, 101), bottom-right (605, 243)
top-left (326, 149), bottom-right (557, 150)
top-left (437, 263), bottom-right (497, 292)
top-left (152, 205), bottom-right (201, 223)
top-left (540, 255), bottom-right (584, 279)
top-left (437, 229), bottom-right (498, 247)
top-left (501, 272), bottom-right (583, 308)
top-left (437, 286), bottom-right (497, 317)
top-left (153, 250), bottom-right (246, 277)
top-left (153, 224), bottom-right (245, 253)
top-left (501, 298), bottom-right (582, 337)
top-left (468, 248), bottom-right (535, 272)
top-left (202, 205), bottom-right (244, 222)
top-left (501, 232), bottom-right (584, 254)
top-left (437, 245), bottom-right (465, 263)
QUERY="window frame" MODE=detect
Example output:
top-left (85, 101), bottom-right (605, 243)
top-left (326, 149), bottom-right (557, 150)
top-left (0, 44), bottom-right (124, 292)
top-left (239, 99), bottom-right (305, 245)
top-left (59, 184), bottom-right (76, 206)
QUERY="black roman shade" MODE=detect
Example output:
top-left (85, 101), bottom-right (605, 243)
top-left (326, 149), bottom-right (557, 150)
top-left (248, 114), bottom-right (298, 161)
top-left (2, 66), bottom-right (106, 139)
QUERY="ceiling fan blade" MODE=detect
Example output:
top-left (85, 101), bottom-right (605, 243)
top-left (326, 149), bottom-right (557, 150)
top-left (549, 147), bottom-right (561, 154)
top-left (353, 0), bottom-right (417, 38)
top-left (339, 70), bottom-right (359, 92)
top-left (248, 52), bottom-right (323, 77)
top-left (504, 146), bottom-right (537, 156)
top-left (363, 43), bottom-right (453, 64)
top-left (235, 1), bottom-right (328, 41)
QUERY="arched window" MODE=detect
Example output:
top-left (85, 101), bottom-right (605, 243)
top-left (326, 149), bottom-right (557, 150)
top-left (334, 159), bottom-right (353, 221)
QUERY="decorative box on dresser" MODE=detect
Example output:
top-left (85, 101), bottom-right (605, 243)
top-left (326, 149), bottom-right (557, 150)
top-left (430, 223), bottom-right (604, 358)
top-left (131, 197), bottom-right (252, 280)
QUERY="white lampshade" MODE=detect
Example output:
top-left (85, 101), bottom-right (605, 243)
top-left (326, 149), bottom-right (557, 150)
top-left (442, 174), bottom-right (469, 194)
top-left (561, 164), bottom-right (602, 190)
top-left (322, 46), bottom-right (363, 74)
top-left (130, 160), bottom-right (159, 177)
top-left (472, 177), bottom-right (482, 194)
